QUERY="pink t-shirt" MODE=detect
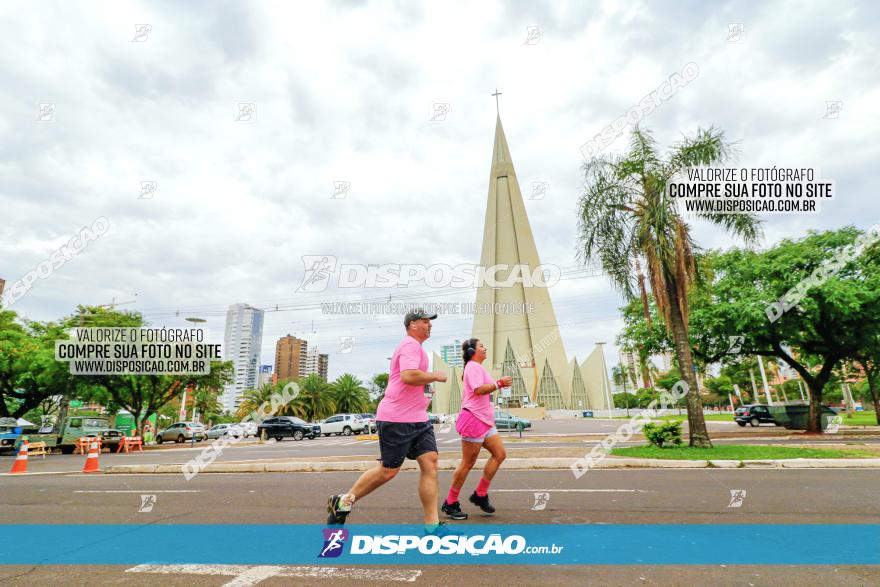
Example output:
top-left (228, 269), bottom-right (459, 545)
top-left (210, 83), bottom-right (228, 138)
top-left (376, 335), bottom-right (430, 423)
top-left (461, 360), bottom-right (496, 426)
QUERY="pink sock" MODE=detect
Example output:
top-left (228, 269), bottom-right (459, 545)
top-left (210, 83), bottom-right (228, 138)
top-left (446, 486), bottom-right (461, 504)
top-left (476, 477), bottom-right (491, 497)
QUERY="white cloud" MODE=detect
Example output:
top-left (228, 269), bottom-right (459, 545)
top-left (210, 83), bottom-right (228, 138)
top-left (2, 0), bottom-right (877, 382)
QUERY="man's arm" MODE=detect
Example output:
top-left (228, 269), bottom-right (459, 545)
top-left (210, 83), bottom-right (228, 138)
top-left (400, 369), bottom-right (447, 385)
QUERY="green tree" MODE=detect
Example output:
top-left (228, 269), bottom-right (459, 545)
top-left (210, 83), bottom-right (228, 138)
top-left (368, 372), bottom-right (389, 405)
top-left (66, 306), bottom-right (233, 435)
top-left (331, 373), bottom-right (370, 414)
top-left (687, 227), bottom-right (880, 432)
top-left (0, 309), bottom-right (101, 418)
top-left (577, 126), bottom-right (762, 447)
top-left (291, 374), bottom-right (336, 421)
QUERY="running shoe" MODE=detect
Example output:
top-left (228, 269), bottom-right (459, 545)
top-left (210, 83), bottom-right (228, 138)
top-left (441, 500), bottom-right (469, 520)
top-left (327, 493), bottom-right (354, 525)
top-left (424, 521), bottom-right (459, 536)
top-left (469, 491), bottom-right (496, 514)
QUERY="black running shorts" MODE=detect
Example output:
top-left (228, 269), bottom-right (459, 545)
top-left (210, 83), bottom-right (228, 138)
top-left (376, 421), bottom-right (437, 469)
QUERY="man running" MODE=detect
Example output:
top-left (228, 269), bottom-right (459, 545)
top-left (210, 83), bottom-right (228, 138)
top-left (326, 308), bottom-right (448, 532)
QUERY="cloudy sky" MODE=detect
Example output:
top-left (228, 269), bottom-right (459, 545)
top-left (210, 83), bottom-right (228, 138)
top-left (2, 0), bottom-right (878, 383)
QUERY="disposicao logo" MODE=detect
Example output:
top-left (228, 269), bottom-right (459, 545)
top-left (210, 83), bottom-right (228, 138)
top-left (319, 528), bottom-right (348, 558)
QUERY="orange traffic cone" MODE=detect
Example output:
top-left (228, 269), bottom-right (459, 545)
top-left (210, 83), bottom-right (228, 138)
top-left (9, 440), bottom-right (29, 474)
top-left (82, 440), bottom-right (100, 473)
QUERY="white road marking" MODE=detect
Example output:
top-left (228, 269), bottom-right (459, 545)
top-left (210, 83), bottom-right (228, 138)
top-left (74, 490), bottom-right (201, 493)
top-left (126, 564), bottom-right (422, 585)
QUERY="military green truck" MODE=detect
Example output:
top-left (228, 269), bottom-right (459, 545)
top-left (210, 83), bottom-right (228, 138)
top-left (11, 416), bottom-right (124, 454)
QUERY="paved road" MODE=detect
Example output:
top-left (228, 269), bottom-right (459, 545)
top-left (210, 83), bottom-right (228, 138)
top-left (1, 468), bottom-right (878, 585)
top-left (3, 425), bottom-right (879, 475)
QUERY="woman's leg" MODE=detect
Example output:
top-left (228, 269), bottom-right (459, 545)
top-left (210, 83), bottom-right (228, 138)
top-left (479, 433), bottom-right (507, 485)
top-left (447, 440), bottom-right (482, 500)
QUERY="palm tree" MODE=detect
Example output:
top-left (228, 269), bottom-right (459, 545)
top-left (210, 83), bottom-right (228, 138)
top-left (291, 374), bottom-right (336, 422)
top-left (331, 373), bottom-right (370, 414)
top-left (577, 126), bottom-right (762, 447)
top-left (235, 382), bottom-right (284, 421)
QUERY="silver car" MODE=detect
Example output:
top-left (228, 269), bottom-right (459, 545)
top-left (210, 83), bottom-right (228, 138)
top-left (156, 421), bottom-right (208, 443)
top-left (206, 423), bottom-right (244, 439)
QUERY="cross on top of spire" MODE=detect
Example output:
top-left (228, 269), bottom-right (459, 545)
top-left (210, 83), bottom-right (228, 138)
top-left (492, 88), bottom-right (502, 115)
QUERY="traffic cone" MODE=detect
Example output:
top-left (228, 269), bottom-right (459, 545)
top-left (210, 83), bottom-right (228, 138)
top-left (82, 440), bottom-right (101, 473)
top-left (9, 440), bottom-right (29, 474)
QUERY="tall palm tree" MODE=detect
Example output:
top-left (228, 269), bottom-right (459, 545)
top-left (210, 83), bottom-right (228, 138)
top-left (291, 374), bottom-right (336, 422)
top-left (331, 373), bottom-right (370, 414)
top-left (235, 382), bottom-right (285, 421)
top-left (577, 126), bottom-right (762, 447)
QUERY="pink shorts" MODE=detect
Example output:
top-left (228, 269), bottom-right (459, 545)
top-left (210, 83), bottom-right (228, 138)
top-left (456, 409), bottom-right (494, 441)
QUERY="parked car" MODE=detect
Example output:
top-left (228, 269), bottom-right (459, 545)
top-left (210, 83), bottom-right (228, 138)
top-left (427, 413), bottom-right (441, 425)
top-left (494, 411), bottom-right (531, 431)
top-left (257, 416), bottom-right (320, 441)
top-left (358, 413), bottom-right (377, 433)
top-left (734, 405), bottom-right (778, 427)
top-left (320, 414), bottom-right (368, 436)
top-left (157, 422), bottom-right (208, 443)
top-left (240, 421), bottom-right (258, 437)
top-left (206, 423), bottom-right (245, 439)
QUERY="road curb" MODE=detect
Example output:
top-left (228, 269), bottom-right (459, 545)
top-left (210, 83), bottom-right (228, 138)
top-left (103, 456), bottom-right (880, 474)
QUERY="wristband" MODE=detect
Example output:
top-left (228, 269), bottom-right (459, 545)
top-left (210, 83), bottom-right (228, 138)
top-left (495, 379), bottom-right (504, 390)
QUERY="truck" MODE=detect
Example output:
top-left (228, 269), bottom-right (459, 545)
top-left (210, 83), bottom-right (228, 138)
top-left (2, 416), bottom-right (125, 454)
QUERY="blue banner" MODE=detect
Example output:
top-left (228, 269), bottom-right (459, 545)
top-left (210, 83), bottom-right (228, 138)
top-left (0, 524), bottom-right (877, 565)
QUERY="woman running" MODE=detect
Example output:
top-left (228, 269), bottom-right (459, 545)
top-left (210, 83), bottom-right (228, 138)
top-left (441, 338), bottom-right (512, 519)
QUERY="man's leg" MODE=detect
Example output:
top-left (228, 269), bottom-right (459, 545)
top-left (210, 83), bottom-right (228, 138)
top-left (416, 451), bottom-right (440, 526)
top-left (349, 461), bottom-right (400, 501)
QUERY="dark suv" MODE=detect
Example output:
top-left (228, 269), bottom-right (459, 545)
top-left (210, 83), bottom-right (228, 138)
top-left (735, 405), bottom-right (777, 427)
top-left (257, 416), bottom-right (320, 441)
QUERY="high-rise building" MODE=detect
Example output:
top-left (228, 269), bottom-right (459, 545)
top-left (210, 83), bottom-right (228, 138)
top-left (258, 364), bottom-right (273, 387)
top-left (275, 335), bottom-right (308, 382)
top-left (617, 349), bottom-right (641, 392)
top-left (432, 113), bottom-right (610, 412)
top-left (221, 303), bottom-right (264, 413)
top-left (440, 340), bottom-right (464, 367)
top-left (303, 347), bottom-right (329, 380)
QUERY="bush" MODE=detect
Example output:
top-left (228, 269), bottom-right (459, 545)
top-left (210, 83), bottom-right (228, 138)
top-left (643, 420), bottom-right (682, 448)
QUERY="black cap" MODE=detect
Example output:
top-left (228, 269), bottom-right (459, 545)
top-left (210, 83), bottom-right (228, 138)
top-left (404, 308), bottom-right (438, 328)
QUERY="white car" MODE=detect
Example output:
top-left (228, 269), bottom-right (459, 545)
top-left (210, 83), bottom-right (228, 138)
top-left (239, 421), bottom-right (257, 437)
top-left (320, 414), bottom-right (368, 436)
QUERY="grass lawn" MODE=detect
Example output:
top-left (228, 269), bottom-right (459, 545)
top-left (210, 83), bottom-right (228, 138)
top-left (841, 412), bottom-right (879, 426)
top-left (611, 412), bottom-right (879, 426)
top-left (609, 444), bottom-right (875, 460)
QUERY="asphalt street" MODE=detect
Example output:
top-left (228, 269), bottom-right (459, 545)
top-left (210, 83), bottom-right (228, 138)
top-left (2, 418), bottom-right (878, 586)
top-left (4, 420), bottom-right (878, 475)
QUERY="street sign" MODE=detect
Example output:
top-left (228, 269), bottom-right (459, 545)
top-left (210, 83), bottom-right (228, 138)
top-left (69, 400), bottom-right (83, 408)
